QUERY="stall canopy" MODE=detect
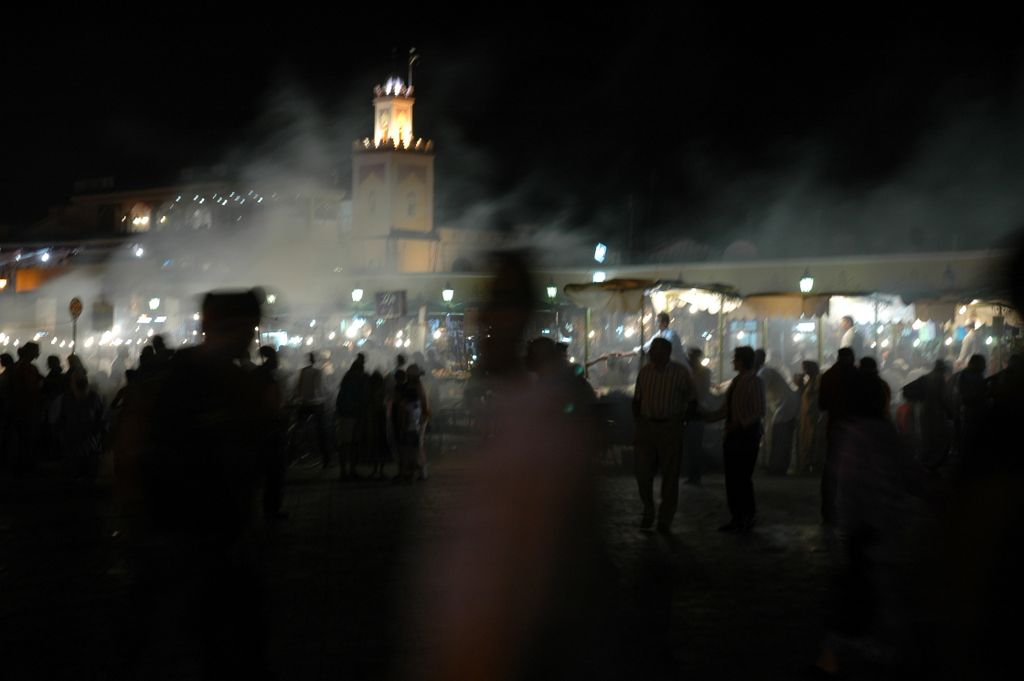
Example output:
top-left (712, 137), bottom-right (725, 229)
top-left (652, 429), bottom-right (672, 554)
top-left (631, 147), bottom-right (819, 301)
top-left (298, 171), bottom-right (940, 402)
top-left (646, 281), bottom-right (743, 315)
top-left (562, 278), bottom-right (655, 314)
top-left (961, 298), bottom-right (1022, 327)
top-left (731, 292), bottom-right (832, 319)
top-left (910, 296), bottom-right (958, 324)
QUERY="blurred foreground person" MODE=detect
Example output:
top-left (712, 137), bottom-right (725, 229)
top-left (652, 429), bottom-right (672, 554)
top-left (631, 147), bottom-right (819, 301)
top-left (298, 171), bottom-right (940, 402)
top-left (416, 252), bottom-right (634, 681)
top-left (810, 387), bottom-right (918, 678)
top-left (116, 290), bottom-right (275, 680)
top-left (917, 240), bottom-right (1024, 680)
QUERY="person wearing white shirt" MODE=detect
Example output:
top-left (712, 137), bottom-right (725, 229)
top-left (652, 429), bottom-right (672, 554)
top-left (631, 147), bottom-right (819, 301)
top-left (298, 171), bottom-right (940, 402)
top-left (839, 316), bottom-right (864, 359)
top-left (643, 312), bottom-right (687, 367)
top-left (956, 318), bottom-right (984, 371)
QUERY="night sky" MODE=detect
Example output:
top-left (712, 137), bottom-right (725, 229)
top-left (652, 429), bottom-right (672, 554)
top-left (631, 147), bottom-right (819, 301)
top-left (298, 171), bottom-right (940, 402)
top-left (2, 12), bottom-right (1023, 258)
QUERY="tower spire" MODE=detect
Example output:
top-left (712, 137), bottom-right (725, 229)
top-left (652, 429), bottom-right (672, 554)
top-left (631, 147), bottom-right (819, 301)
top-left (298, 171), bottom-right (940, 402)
top-left (408, 47), bottom-right (420, 89)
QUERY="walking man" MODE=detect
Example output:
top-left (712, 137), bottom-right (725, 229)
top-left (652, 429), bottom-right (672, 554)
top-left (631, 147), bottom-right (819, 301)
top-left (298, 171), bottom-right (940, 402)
top-left (632, 337), bottom-right (695, 533)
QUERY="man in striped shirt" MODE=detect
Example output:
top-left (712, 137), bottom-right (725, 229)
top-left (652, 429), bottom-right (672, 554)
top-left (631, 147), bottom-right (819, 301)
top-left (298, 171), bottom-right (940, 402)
top-left (632, 338), bottom-right (696, 533)
top-left (704, 345), bottom-right (766, 532)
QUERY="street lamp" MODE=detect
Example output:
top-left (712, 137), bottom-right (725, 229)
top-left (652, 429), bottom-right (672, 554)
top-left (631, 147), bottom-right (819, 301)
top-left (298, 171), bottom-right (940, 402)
top-left (0, 277), bottom-right (7, 290)
top-left (148, 297), bottom-right (161, 311)
top-left (442, 282), bottom-right (454, 303)
top-left (351, 287), bottom-right (364, 303)
top-left (799, 269), bottom-right (814, 293)
top-left (546, 280), bottom-right (557, 301)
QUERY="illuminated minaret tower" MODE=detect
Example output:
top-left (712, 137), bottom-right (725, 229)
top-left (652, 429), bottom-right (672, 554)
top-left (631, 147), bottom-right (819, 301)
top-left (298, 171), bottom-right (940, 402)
top-left (351, 54), bottom-right (436, 273)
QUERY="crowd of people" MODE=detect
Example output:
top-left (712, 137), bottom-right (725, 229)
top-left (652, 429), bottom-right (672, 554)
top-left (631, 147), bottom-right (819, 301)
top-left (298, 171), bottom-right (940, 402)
top-left (0, 333), bottom-right (440, 493)
top-left (2, 260), bottom-right (1023, 678)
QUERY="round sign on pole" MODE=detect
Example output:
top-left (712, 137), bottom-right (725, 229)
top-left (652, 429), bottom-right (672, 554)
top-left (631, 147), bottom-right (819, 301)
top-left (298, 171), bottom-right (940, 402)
top-left (69, 297), bottom-right (83, 320)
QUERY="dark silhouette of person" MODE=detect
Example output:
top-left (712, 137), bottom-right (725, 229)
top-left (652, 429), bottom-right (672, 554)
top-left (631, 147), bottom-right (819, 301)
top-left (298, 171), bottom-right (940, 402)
top-left (256, 345), bottom-right (288, 520)
top-left (857, 357), bottom-right (891, 420)
top-left (294, 352), bottom-right (331, 468)
top-left (956, 354), bottom-right (991, 476)
top-left (336, 352), bottom-right (369, 481)
top-left (42, 354), bottom-right (66, 399)
top-left (8, 342), bottom-right (42, 474)
top-left (56, 371), bottom-right (104, 479)
top-left (41, 355), bottom-right (66, 460)
top-left (704, 346), bottom-right (766, 531)
top-left (919, 359), bottom-right (954, 471)
top-left (364, 370), bottom-right (390, 479)
top-left (0, 352), bottom-right (14, 469)
top-left (819, 347), bottom-right (862, 526)
top-left (685, 347), bottom-right (712, 484)
top-left (137, 345), bottom-right (158, 379)
top-left (390, 368), bottom-right (416, 482)
top-left (151, 333), bottom-right (173, 363)
top-left (110, 346), bottom-right (130, 389)
top-left (795, 360), bottom-right (825, 474)
top-left (127, 290), bottom-right (275, 679)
